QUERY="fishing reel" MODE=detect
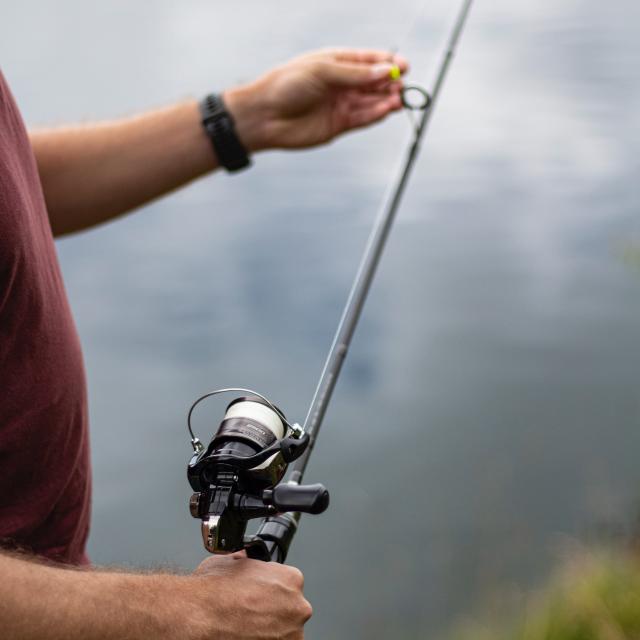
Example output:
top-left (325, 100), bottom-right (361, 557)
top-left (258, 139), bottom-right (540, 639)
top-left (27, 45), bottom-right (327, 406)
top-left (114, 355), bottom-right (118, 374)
top-left (187, 389), bottom-right (329, 562)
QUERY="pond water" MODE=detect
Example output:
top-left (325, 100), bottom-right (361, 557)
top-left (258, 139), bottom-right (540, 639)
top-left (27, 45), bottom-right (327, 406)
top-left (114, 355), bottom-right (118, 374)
top-left (2, 0), bottom-right (640, 637)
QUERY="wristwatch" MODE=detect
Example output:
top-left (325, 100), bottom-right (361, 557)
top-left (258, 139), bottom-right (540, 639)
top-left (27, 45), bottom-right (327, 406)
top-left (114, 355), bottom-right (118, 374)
top-left (200, 93), bottom-right (251, 172)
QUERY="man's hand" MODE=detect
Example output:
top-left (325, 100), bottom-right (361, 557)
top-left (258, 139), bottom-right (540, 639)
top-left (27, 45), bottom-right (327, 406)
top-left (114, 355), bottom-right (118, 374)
top-left (192, 553), bottom-right (312, 639)
top-left (225, 48), bottom-right (409, 151)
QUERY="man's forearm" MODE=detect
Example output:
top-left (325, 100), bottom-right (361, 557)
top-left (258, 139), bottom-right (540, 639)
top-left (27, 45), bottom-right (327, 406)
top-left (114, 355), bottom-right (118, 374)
top-left (0, 552), bottom-right (192, 639)
top-left (0, 551), bottom-right (312, 640)
top-left (30, 100), bottom-right (222, 236)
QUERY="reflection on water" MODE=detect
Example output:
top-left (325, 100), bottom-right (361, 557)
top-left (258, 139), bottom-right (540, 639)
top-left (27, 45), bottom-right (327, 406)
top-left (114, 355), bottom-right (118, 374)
top-left (2, 1), bottom-right (640, 637)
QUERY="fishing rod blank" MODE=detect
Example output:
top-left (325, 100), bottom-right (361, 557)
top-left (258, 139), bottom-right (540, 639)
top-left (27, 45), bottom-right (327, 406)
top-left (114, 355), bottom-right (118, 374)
top-left (289, 0), bottom-right (475, 488)
top-left (185, 0), bottom-right (475, 564)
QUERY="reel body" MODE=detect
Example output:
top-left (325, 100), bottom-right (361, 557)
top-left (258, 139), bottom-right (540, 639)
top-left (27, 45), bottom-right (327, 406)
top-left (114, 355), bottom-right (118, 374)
top-left (187, 394), bottom-right (329, 561)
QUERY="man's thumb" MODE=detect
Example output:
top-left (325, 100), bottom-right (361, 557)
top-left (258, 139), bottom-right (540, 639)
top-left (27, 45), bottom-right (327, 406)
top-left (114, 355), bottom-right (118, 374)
top-left (317, 61), bottom-right (395, 87)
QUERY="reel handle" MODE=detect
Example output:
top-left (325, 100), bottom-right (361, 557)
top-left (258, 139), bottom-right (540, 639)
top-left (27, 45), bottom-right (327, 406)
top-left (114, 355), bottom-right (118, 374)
top-left (245, 485), bottom-right (329, 563)
top-left (263, 483), bottom-right (329, 515)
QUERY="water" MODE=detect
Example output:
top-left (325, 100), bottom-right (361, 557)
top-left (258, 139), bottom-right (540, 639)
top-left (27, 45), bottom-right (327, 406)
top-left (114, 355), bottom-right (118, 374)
top-left (2, 1), bottom-right (640, 637)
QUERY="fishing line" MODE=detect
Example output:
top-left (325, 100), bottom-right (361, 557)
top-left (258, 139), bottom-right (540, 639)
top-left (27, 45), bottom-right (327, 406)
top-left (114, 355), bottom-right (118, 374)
top-left (390, 0), bottom-right (432, 56)
top-left (393, 0), bottom-right (465, 128)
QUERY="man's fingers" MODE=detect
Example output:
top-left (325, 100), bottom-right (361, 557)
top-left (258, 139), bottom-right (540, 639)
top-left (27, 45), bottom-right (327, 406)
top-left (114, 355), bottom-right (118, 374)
top-left (331, 48), bottom-right (410, 74)
top-left (343, 82), bottom-right (401, 107)
top-left (347, 94), bottom-right (403, 130)
top-left (316, 51), bottom-right (410, 88)
top-left (316, 60), bottom-right (395, 87)
top-left (348, 93), bottom-right (396, 111)
top-left (351, 79), bottom-right (404, 96)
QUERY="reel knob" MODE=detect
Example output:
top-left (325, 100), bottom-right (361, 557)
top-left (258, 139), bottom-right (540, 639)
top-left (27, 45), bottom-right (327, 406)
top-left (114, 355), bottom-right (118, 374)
top-left (263, 483), bottom-right (330, 515)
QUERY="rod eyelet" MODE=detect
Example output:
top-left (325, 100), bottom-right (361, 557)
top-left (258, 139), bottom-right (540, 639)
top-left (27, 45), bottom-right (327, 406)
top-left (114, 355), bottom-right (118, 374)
top-left (401, 85), bottom-right (432, 111)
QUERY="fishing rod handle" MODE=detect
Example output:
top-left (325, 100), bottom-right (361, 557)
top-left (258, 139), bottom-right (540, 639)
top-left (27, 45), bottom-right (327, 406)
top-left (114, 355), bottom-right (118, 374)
top-left (245, 513), bottom-right (299, 563)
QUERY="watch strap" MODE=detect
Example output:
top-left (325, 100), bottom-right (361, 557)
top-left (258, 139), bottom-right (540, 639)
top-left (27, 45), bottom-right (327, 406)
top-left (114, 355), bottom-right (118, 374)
top-left (200, 94), bottom-right (251, 172)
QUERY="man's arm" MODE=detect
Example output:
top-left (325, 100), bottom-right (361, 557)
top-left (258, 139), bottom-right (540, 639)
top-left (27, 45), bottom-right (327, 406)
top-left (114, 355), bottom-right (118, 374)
top-left (31, 101), bottom-right (215, 237)
top-left (1, 551), bottom-right (311, 640)
top-left (30, 48), bottom-right (407, 236)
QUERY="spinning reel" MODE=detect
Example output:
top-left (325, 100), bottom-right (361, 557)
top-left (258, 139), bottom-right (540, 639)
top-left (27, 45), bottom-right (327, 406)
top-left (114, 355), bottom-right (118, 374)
top-left (187, 389), bottom-right (329, 562)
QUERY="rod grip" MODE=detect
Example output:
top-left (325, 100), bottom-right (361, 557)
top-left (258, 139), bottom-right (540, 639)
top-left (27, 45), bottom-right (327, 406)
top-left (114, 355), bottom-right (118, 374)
top-left (245, 514), bottom-right (298, 563)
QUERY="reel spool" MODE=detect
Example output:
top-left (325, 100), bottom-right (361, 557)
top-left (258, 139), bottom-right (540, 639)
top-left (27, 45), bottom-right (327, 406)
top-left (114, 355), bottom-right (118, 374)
top-left (187, 390), bottom-right (329, 558)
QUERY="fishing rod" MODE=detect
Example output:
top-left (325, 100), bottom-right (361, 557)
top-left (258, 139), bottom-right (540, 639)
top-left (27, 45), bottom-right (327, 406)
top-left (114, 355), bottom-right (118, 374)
top-left (185, 0), bottom-right (475, 563)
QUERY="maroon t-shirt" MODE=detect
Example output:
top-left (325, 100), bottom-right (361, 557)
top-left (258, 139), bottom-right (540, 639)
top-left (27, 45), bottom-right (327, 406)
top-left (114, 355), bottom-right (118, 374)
top-left (0, 70), bottom-right (91, 565)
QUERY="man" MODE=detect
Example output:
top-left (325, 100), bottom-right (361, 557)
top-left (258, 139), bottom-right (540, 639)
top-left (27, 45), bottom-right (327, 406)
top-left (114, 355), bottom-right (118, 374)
top-left (0, 48), bottom-right (407, 638)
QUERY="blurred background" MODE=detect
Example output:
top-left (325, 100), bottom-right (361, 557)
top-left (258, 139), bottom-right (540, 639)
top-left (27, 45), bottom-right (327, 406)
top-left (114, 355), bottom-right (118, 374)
top-left (2, 0), bottom-right (640, 637)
